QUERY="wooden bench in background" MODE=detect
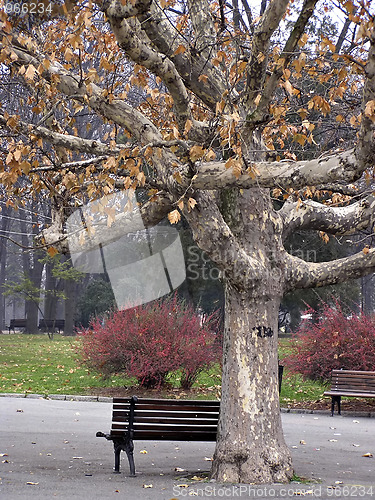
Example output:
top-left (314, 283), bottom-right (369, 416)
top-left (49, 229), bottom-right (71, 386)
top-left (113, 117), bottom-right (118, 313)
top-left (8, 319), bottom-right (27, 334)
top-left (324, 369), bottom-right (375, 416)
top-left (96, 396), bottom-right (220, 475)
top-left (8, 319), bottom-right (65, 334)
top-left (38, 319), bottom-right (65, 334)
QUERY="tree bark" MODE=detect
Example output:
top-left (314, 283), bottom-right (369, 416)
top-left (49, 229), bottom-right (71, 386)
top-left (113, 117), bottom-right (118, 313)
top-left (211, 284), bottom-right (292, 483)
top-left (187, 185), bottom-right (294, 482)
top-left (63, 277), bottom-right (77, 336)
top-left (43, 259), bottom-right (58, 323)
top-left (0, 206), bottom-right (11, 331)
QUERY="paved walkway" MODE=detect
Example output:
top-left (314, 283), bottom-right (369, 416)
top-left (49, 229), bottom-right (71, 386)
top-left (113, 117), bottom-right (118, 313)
top-left (0, 396), bottom-right (374, 499)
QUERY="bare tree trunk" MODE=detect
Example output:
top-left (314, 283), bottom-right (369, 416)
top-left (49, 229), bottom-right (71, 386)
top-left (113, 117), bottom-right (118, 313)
top-left (0, 245), bottom-right (6, 332)
top-left (20, 203), bottom-right (44, 334)
top-left (211, 284), bottom-right (292, 483)
top-left (43, 259), bottom-right (58, 323)
top-left (0, 206), bottom-right (11, 331)
top-left (63, 277), bottom-right (77, 336)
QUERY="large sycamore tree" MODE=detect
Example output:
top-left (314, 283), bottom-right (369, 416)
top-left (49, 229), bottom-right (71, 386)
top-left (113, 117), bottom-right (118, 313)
top-left (1, 0), bottom-right (375, 484)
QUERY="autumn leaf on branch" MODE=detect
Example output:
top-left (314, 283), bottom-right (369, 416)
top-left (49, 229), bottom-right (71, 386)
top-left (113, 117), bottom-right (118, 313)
top-left (167, 209), bottom-right (181, 224)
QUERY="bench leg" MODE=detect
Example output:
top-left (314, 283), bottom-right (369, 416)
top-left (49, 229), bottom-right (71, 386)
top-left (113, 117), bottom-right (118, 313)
top-left (331, 396), bottom-right (341, 416)
top-left (113, 438), bottom-right (135, 476)
top-left (113, 440), bottom-right (122, 473)
top-left (124, 439), bottom-right (135, 477)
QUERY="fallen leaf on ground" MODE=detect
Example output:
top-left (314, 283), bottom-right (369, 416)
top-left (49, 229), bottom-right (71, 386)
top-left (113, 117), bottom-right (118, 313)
top-left (140, 450), bottom-right (148, 454)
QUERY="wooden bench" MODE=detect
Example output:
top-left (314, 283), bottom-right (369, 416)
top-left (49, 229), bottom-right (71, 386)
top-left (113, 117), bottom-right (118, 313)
top-left (96, 396), bottom-right (220, 475)
top-left (8, 319), bottom-right (27, 334)
top-left (38, 319), bottom-right (65, 333)
top-left (324, 369), bottom-right (375, 416)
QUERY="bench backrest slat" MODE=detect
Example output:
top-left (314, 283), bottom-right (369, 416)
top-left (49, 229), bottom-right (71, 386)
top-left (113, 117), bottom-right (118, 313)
top-left (110, 429), bottom-right (217, 441)
top-left (10, 319), bottom-right (27, 327)
top-left (330, 370), bottom-right (375, 393)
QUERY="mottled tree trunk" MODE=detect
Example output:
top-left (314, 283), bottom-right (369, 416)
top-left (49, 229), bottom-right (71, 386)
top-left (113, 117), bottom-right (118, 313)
top-left (201, 185), bottom-right (294, 483)
top-left (211, 284), bottom-right (293, 483)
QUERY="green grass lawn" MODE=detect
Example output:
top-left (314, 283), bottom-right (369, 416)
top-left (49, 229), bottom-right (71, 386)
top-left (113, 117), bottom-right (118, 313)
top-left (0, 334), bottom-right (130, 396)
top-left (278, 338), bottom-right (326, 406)
top-left (0, 333), bottom-right (326, 405)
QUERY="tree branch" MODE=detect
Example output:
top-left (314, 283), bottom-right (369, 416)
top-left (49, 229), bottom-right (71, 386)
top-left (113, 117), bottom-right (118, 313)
top-left (191, 149), bottom-right (362, 190)
top-left (135, 1), bottom-right (228, 111)
top-left (0, 33), bottom-right (162, 144)
top-left (246, 0), bottom-right (319, 124)
top-left (98, 0), bottom-right (152, 19)
top-left (356, 32), bottom-right (375, 173)
top-left (279, 196), bottom-right (375, 241)
top-left (285, 249), bottom-right (375, 292)
top-left (106, 14), bottom-right (193, 132)
top-left (187, 0), bottom-right (217, 59)
top-left (242, 0), bottom-right (290, 116)
top-left (0, 111), bottom-right (120, 155)
top-left (40, 192), bottom-right (173, 253)
top-left (1, 33), bottom-right (189, 192)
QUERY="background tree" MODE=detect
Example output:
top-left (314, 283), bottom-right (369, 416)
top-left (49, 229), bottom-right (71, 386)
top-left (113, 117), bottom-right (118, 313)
top-left (1, 0), bottom-right (375, 484)
top-left (76, 277), bottom-right (116, 327)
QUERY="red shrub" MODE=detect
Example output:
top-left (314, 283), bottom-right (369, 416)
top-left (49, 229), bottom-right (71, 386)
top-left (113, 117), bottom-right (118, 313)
top-left (282, 302), bottom-right (375, 382)
top-left (78, 295), bottom-right (222, 388)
